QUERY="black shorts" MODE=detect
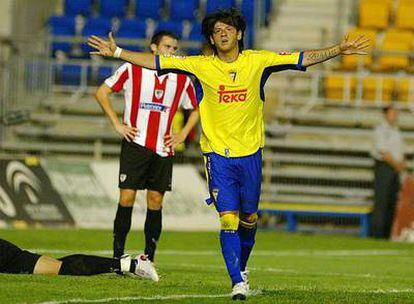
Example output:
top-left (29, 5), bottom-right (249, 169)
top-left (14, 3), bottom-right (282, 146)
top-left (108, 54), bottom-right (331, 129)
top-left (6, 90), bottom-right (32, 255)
top-left (119, 140), bottom-right (173, 192)
top-left (0, 239), bottom-right (41, 274)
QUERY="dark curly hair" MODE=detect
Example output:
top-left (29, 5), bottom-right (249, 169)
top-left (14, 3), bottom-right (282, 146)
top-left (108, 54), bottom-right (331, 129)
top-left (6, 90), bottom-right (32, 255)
top-left (201, 8), bottom-right (247, 54)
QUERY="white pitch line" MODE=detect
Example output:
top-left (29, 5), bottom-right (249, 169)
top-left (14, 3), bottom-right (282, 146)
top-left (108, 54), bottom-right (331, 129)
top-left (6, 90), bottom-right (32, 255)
top-left (36, 293), bottom-right (230, 304)
top-left (27, 248), bottom-right (412, 257)
top-left (34, 287), bottom-right (414, 304)
top-left (163, 262), bottom-right (414, 280)
top-left (369, 288), bottom-right (414, 293)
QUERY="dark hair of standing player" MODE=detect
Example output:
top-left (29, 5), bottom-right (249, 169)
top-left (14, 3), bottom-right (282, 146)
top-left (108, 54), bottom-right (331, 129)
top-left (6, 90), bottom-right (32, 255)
top-left (201, 8), bottom-right (247, 54)
top-left (150, 31), bottom-right (180, 46)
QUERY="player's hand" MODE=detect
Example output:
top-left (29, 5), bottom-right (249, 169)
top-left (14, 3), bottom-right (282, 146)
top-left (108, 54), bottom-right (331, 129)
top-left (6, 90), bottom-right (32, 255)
top-left (164, 132), bottom-right (186, 151)
top-left (88, 32), bottom-right (117, 57)
top-left (115, 123), bottom-right (139, 142)
top-left (339, 34), bottom-right (370, 55)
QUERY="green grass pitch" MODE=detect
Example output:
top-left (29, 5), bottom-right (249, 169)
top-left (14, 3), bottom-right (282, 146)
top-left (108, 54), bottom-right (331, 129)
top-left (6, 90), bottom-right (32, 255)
top-left (1, 229), bottom-right (414, 303)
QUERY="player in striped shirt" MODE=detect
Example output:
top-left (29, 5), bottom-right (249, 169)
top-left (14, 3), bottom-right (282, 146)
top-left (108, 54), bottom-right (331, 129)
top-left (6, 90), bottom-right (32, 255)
top-left (95, 31), bottom-right (199, 279)
top-left (88, 9), bottom-right (369, 299)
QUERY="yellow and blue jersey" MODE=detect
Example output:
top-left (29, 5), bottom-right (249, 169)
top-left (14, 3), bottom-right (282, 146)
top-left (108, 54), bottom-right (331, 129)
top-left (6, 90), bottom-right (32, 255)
top-left (156, 50), bottom-right (305, 158)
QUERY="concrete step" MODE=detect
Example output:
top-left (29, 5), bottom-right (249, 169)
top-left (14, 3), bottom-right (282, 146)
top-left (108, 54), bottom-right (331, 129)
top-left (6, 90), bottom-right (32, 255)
top-left (270, 30), bottom-right (334, 41)
top-left (260, 193), bottom-right (372, 206)
top-left (282, 0), bottom-right (339, 7)
top-left (274, 15), bottom-right (338, 28)
top-left (262, 184), bottom-right (373, 198)
top-left (264, 153), bottom-right (374, 168)
top-left (265, 165), bottom-right (373, 182)
top-left (273, 108), bottom-right (414, 131)
top-left (266, 138), bottom-right (371, 153)
top-left (14, 124), bottom-right (119, 142)
top-left (0, 140), bottom-right (120, 156)
top-left (280, 5), bottom-right (338, 14)
top-left (261, 39), bottom-right (330, 51)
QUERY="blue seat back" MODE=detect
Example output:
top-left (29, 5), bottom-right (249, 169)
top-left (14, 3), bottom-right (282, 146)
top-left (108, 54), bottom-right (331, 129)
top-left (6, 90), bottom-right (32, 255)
top-left (60, 64), bottom-right (82, 86)
top-left (169, 0), bottom-right (198, 21)
top-left (117, 19), bottom-right (147, 52)
top-left (135, 0), bottom-right (164, 19)
top-left (100, 0), bottom-right (129, 18)
top-left (48, 16), bottom-right (76, 54)
top-left (82, 17), bottom-right (113, 54)
top-left (65, 0), bottom-right (92, 16)
top-left (117, 19), bottom-right (147, 38)
top-left (155, 21), bottom-right (183, 38)
top-left (241, 0), bottom-right (254, 24)
top-left (97, 66), bottom-right (114, 84)
top-left (189, 23), bottom-right (203, 41)
top-left (206, 0), bottom-right (236, 14)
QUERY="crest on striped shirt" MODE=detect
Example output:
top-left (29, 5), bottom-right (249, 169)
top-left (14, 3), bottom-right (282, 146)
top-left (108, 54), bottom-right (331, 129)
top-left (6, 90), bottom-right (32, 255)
top-left (155, 89), bottom-right (164, 99)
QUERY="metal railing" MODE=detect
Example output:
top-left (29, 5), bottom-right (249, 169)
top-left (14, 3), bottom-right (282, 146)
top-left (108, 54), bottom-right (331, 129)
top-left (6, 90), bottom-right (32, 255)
top-left (271, 68), bottom-right (414, 115)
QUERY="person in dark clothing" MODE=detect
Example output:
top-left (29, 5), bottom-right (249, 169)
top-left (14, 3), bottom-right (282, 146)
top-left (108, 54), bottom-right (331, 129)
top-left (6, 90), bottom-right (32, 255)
top-left (0, 238), bottom-right (156, 280)
top-left (370, 105), bottom-right (407, 239)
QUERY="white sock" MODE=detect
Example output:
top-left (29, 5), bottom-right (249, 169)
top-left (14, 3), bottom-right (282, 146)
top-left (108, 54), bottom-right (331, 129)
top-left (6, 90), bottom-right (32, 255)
top-left (120, 255), bottom-right (132, 272)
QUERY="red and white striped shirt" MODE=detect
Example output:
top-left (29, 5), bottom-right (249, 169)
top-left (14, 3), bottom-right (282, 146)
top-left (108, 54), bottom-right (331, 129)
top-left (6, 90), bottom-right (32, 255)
top-left (105, 63), bottom-right (197, 157)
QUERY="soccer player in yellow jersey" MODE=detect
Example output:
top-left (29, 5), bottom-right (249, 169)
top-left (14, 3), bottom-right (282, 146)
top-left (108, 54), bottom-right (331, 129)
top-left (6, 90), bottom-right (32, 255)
top-left (88, 8), bottom-right (369, 300)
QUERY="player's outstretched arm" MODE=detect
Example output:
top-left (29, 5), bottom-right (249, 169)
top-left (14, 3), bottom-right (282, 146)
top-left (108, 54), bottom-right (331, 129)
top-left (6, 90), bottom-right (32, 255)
top-left (302, 34), bottom-right (370, 67)
top-left (88, 32), bottom-right (156, 69)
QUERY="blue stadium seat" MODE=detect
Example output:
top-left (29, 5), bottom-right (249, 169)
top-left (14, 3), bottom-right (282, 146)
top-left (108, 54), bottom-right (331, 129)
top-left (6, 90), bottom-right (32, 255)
top-left (186, 24), bottom-right (203, 56)
top-left (48, 16), bottom-right (76, 54)
top-left (82, 17), bottom-right (113, 54)
top-left (60, 64), bottom-right (82, 86)
top-left (64, 0), bottom-right (93, 16)
top-left (97, 66), bottom-right (114, 84)
top-left (135, 0), bottom-right (164, 20)
top-left (169, 0), bottom-right (199, 21)
top-left (245, 27), bottom-right (254, 48)
top-left (155, 21), bottom-right (183, 38)
top-left (265, 0), bottom-right (272, 14)
top-left (48, 15), bottom-right (77, 29)
top-left (117, 19), bottom-right (147, 38)
top-left (206, 0), bottom-right (236, 14)
top-left (189, 23), bottom-right (203, 41)
top-left (241, 0), bottom-right (254, 24)
top-left (265, 0), bottom-right (272, 26)
top-left (117, 19), bottom-right (147, 52)
top-left (100, 0), bottom-right (129, 18)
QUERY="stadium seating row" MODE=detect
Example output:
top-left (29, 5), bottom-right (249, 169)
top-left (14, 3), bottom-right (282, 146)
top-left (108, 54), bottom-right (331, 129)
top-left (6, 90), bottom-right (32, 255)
top-left (54, 63), bottom-right (115, 86)
top-left (62, 0), bottom-right (265, 23)
top-left (324, 75), bottom-right (414, 102)
top-left (55, 68), bottom-right (414, 103)
top-left (49, 0), bottom-right (269, 56)
top-left (48, 16), bottom-right (195, 54)
top-left (342, 27), bottom-right (413, 71)
top-left (359, 0), bottom-right (414, 30)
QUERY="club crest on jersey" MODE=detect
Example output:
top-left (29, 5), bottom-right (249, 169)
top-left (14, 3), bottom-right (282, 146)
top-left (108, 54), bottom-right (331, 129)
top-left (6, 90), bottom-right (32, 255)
top-left (212, 188), bottom-right (219, 202)
top-left (155, 89), bottom-right (164, 99)
top-left (229, 71), bottom-right (237, 82)
top-left (217, 85), bottom-right (247, 103)
top-left (120, 174), bottom-right (127, 182)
